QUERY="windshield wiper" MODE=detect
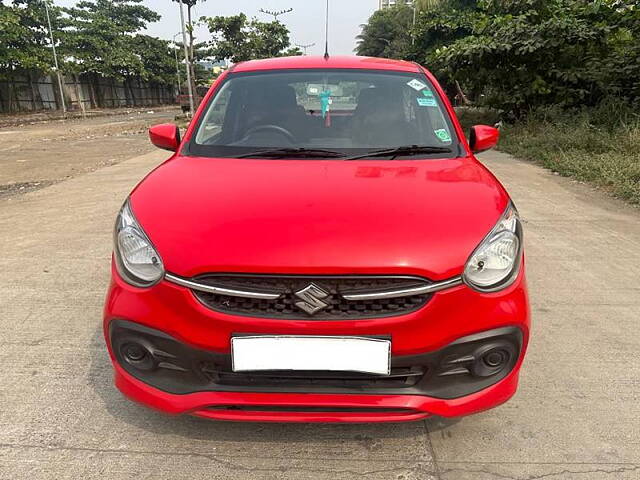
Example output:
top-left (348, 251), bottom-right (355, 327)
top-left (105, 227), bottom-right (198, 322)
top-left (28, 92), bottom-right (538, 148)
top-left (345, 145), bottom-right (452, 160)
top-left (235, 148), bottom-right (346, 159)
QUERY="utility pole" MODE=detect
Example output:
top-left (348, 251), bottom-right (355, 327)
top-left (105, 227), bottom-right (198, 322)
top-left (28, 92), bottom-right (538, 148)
top-left (259, 7), bottom-right (293, 21)
top-left (43, 0), bottom-right (66, 114)
top-left (295, 43), bottom-right (315, 56)
top-left (178, 0), bottom-right (195, 114)
top-left (412, 3), bottom-right (417, 45)
top-left (185, 1), bottom-right (197, 99)
top-left (173, 33), bottom-right (183, 96)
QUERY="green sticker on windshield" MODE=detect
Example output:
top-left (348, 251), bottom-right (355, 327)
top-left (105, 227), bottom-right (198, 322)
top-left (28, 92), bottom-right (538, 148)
top-left (422, 89), bottom-right (434, 97)
top-left (434, 128), bottom-right (452, 143)
top-left (417, 97), bottom-right (437, 107)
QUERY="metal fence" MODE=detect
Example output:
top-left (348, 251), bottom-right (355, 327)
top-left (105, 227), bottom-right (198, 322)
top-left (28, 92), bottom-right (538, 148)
top-left (0, 72), bottom-right (177, 114)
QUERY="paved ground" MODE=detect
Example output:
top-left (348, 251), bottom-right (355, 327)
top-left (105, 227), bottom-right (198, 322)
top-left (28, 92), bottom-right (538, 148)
top-left (1, 137), bottom-right (639, 478)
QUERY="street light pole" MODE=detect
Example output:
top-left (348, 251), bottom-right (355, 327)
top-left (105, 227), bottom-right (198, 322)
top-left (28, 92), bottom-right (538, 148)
top-left (412, 4), bottom-right (417, 45)
top-left (259, 8), bottom-right (293, 21)
top-left (172, 33), bottom-right (182, 96)
top-left (295, 43), bottom-right (315, 55)
top-left (177, 0), bottom-right (195, 114)
top-left (43, 0), bottom-right (66, 114)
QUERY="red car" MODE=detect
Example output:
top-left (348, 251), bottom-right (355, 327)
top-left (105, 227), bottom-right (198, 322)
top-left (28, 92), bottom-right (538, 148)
top-left (104, 56), bottom-right (530, 423)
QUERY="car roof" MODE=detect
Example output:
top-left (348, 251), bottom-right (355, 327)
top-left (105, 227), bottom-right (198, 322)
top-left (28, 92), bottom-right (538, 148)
top-left (230, 55), bottom-right (422, 74)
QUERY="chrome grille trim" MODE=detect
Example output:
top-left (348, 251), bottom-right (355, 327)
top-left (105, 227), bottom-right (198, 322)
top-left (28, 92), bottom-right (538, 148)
top-left (165, 273), bottom-right (462, 301)
top-left (165, 273), bottom-right (282, 300)
top-left (341, 277), bottom-right (463, 300)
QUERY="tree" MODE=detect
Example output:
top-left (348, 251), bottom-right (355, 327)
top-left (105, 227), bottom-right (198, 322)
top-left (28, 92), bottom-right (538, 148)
top-left (415, 0), bottom-right (476, 11)
top-left (57, 0), bottom-right (162, 107)
top-left (0, 0), bottom-right (67, 110)
top-left (130, 34), bottom-right (178, 85)
top-left (357, 0), bottom-right (640, 114)
top-left (201, 13), bottom-right (301, 63)
top-left (421, 0), bottom-right (635, 114)
top-left (599, 1), bottom-right (640, 102)
top-left (355, 2), bottom-right (415, 59)
top-left (0, 0), bottom-right (61, 75)
top-left (415, 0), bottom-right (443, 10)
top-left (60, 0), bottom-right (160, 78)
top-left (410, 0), bottom-right (478, 98)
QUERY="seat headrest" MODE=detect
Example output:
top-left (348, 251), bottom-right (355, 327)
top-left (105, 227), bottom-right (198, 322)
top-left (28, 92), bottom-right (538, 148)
top-left (355, 87), bottom-right (400, 114)
top-left (268, 85), bottom-right (298, 109)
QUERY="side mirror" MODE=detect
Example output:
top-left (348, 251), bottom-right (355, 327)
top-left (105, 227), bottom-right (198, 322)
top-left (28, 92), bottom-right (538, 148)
top-left (469, 125), bottom-right (500, 154)
top-left (149, 123), bottom-right (181, 152)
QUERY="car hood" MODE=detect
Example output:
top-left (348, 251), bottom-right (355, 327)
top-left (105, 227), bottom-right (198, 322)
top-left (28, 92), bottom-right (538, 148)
top-left (130, 156), bottom-right (509, 280)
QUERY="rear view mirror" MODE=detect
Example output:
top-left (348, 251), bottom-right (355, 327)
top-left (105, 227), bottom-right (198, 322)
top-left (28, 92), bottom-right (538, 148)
top-left (149, 123), bottom-right (181, 152)
top-left (306, 84), bottom-right (344, 96)
top-left (469, 125), bottom-right (500, 154)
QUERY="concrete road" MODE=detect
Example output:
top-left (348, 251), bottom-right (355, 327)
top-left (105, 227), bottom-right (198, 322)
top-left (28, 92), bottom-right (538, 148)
top-left (1, 147), bottom-right (639, 479)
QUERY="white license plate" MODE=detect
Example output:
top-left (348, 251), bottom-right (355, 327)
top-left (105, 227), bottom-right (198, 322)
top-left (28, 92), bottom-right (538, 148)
top-left (231, 336), bottom-right (391, 375)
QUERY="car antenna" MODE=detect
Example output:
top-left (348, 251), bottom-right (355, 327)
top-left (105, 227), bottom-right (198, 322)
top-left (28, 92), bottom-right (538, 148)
top-left (324, 0), bottom-right (330, 60)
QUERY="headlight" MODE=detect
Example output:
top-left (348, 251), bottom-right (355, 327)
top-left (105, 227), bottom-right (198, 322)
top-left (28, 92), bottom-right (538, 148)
top-left (463, 203), bottom-right (523, 292)
top-left (114, 200), bottom-right (164, 287)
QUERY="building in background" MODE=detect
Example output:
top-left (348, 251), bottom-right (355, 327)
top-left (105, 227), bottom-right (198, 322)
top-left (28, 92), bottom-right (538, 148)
top-left (197, 60), bottom-right (228, 78)
top-left (379, 0), bottom-right (413, 9)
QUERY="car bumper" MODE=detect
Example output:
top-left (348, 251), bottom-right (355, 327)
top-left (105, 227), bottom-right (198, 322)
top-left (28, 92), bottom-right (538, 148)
top-left (104, 262), bottom-right (530, 423)
top-left (112, 361), bottom-right (521, 422)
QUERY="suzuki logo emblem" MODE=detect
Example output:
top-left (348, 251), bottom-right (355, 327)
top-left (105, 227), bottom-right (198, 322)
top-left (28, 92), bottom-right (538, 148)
top-left (294, 283), bottom-right (330, 315)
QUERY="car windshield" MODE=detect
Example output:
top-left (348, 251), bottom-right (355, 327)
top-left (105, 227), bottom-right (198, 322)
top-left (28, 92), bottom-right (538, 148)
top-left (189, 69), bottom-right (459, 159)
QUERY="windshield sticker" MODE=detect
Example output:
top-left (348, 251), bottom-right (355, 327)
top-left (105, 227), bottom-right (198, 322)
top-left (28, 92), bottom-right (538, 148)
top-left (422, 89), bottom-right (434, 97)
top-left (417, 97), bottom-right (437, 107)
top-left (407, 79), bottom-right (428, 91)
top-left (434, 129), bottom-right (452, 143)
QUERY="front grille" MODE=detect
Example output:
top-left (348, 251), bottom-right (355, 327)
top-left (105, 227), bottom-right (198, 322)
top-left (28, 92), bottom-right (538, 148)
top-left (191, 274), bottom-right (432, 319)
top-left (200, 363), bottom-right (427, 389)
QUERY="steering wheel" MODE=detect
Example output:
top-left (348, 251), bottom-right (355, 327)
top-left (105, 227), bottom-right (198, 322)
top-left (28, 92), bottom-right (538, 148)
top-left (241, 124), bottom-right (296, 144)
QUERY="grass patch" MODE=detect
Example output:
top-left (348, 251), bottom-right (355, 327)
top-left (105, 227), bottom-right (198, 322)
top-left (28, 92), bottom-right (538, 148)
top-left (500, 102), bottom-right (640, 205)
top-left (457, 102), bottom-right (640, 205)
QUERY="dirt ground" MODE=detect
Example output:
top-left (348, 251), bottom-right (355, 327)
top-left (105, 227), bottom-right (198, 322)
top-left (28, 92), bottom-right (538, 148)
top-left (0, 107), bottom-right (181, 199)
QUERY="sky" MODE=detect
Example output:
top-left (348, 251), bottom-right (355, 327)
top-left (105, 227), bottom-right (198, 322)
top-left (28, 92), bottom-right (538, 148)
top-left (54, 0), bottom-right (379, 57)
